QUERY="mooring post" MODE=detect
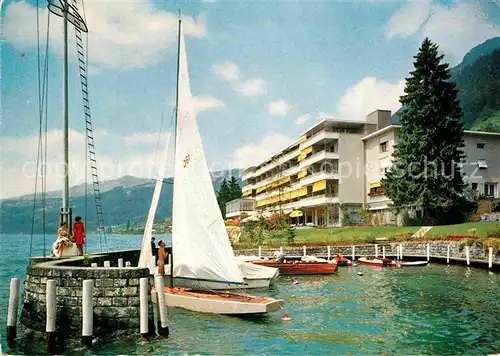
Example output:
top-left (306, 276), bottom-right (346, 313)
top-left (327, 246), bottom-right (331, 260)
top-left (82, 280), bottom-right (93, 347)
top-left (258, 246), bottom-right (262, 259)
top-left (91, 263), bottom-right (97, 268)
top-left (154, 275), bottom-right (169, 337)
top-left (303, 245), bottom-right (306, 257)
top-left (139, 278), bottom-right (149, 339)
top-left (447, 245), bottom-right (451, 264)
top-left (382, 246), bottom-right (386, 259)
top-left (104, 261), bottom-right (110, 268)
top-left (153, 290), bottom-right (161, 333)
top-left (351, 245), bottom-right (355, 261)
top-left (125, 261), bottom-right (131, 267)
top-left (466, 246), bottom-right (470, 266)
top-left (427, 243), bottom-right (430, 261)
top-left (118, 258), bottom-right (124, 268)
top-left (399, 244), bottom-right (403, 260)
top-left (46, 280), bottom-right (57, 353)
top-left (488, 247), bottom-right (493, 270)
top-left (7, 277), bottom-right (20, 345)
top-left (375, 244), bottom-right (378, 258)
top-left (280, 246), bottom-right (283, 254)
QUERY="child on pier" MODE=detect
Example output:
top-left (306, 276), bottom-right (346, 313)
top-left (73, 216), bottom-right (85, 256)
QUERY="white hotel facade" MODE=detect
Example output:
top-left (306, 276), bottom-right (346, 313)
top-left (226, 110), bottom-right (500, 225)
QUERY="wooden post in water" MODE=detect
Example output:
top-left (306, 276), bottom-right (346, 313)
top-left (327, 246), bottom-right (331, 260)
top-left (303, 245), bottom-right (306, 257)
top-left (399, 244), bottom-right (403, 260)
top-left (375, 244), bottom-right (378, 258)
top-left (90, 263), bottom-right (97, 268)
top-left (280, 246), bottom-right (283, 254)
top-left (427, 243), bottom-right (430, 261)
top-left (258, 246), bottom-right (262, 259)
top-left (125, 261), bottom-right (131, 267)
top-left (447, 245), bottom-right (450, 264)
top-left (465, 246), bottom-right (470, 266)
top-left (139, 278), bottom-right (149, 339)
top-left (154, 275), bottom-right (169, 337)
top-left (351, 245), bottom-right (355, 261)
top-left (46, 280), bottom-right (57, 353)
top-left (104, 261), bottom-right (110, 268)
top-left (382, 246), bottom-right (386, 259)
top-left (7, 277), bottom-right (20, 345)
top-left (396, 245), bottom-right (400, 260)
top-left (118, 258), bottom-right (124, 268)
top-left (82, 280), bottom-right (93, 347)
top-left (488, 247), bottom-right (493, 270)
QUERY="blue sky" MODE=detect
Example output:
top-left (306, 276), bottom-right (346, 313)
top-left (1, 0), bottom-right (500, 198)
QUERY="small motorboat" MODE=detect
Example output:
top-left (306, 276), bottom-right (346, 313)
top-left (398, 260), bottom-right (429, 267)
top-left (335, 251), bottom-right (352, 267)
top-left (358, 256), bottom-right (397, 267)
top-left (250, 256), bottom-right (338, 275)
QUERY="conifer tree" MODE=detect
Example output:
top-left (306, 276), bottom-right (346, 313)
top-left (217, 178), bottom-right (230, 219)
top-left (228, 176), bottom-right (242, 200)
top-left (382, 38), bottom-right (475, 225)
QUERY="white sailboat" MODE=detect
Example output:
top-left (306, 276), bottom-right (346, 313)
top-left (138, 18), bottom-right (283, 314)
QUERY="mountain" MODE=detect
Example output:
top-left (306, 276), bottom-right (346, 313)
top-left (0, 169), bottom-right (242, 234)
top-left (393, 37), bottom-right (500, 132)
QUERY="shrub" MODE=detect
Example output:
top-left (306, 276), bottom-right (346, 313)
top-left (492, 199), bottom-right (500, 212)
top-left (486, 225), bottom-right (500, 238)
top-left (484, 238), bottom-right (500, 254)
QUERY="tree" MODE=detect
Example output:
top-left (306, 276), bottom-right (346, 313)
top-left (217, 178), bottom-right (231, 219)
top-left (382, 38), bottom-right (475, 225)
top-left (228, 176), bottom-right (242, 200)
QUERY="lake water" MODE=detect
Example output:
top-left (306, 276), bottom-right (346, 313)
top-left (1, 233), bottom-right (500, 355)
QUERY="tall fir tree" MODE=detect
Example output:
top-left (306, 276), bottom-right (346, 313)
top-left (217, 178), bottom-right (231, 219)
top-left (228, 176), bottom-right (242, 200)
top-left (382, 38), bottom-right (475, 225)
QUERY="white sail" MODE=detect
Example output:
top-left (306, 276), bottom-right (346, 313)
top-left (138, 131), bottom-right (172, 273)
top-left (172, 23), bottom-right (244, 285)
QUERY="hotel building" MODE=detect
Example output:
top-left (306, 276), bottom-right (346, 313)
top-left (227, 110), bottom-right (500, 226)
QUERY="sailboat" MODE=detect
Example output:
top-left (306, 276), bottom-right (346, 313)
top-left (138, 18), bottom-right (283, 314)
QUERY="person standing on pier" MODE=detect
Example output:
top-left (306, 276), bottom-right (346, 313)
top-left (151, 236), bottom-right (158, 262)
top-left (73, 216), bottom-right (86, 256)
top-left (157, 240), bottom-right (167, 276)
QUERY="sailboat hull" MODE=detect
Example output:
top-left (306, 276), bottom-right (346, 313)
top-left (152, 287), bottom-right (283, 315)
top-left (162, 274), bottom-right (273, 290)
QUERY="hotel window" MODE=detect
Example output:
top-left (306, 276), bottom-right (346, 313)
top-left (484, 183), bottom-right (495, 197)
top-left (471, 183), bottom-right (478, 191)
top-left (477, 159), bottom-right (488, 169)
top-left (380, 141), bottom-right (388, 153)
top-left (477, 143), bottom-right (485, 149)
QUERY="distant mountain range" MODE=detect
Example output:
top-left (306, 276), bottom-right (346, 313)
top-left (393, 36), bottom-right (500, 132)
top-left (0, 170), bottom-right (242, 234)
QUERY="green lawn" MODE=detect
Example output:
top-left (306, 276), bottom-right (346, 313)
top-left (291, 222), bottom-right (500, 245)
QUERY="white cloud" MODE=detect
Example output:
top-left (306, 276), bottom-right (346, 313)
top-left (268, 100), bottom-right (292, 117)
top-left (294, 114), bottom-right (311, 125)
top-left (123, 132), bottom-right (170, 146)
top-left (193, 95), bottom-right (226, 114)
top-left (386, 0), bottom-right (500, 63)
top-left (1, 129), bottom-right (174, 199)
top-left (337, 76), bottom-right (405, 120)
top-left (386, 0), bottom-right (432, 39)
top-left (212, 61), bottom-right (267, 97)
top-left (233, 132), bottom-right (293, 168)
top-left (236, 78), bottom-right (267, 97)
top-left (2, 0), bottom-right (206, 70)
top-left (211, 61), bottom-right (240, 83)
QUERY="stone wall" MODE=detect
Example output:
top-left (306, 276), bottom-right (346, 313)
top-left (235, 241), bottom-right (500, 268)
top-left (20, 250), bottom-right (154, 340)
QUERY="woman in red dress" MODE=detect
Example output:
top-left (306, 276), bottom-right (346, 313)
top-left (73, 216), bottom-right (85, 256)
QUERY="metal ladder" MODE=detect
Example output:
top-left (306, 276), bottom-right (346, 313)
top-left (72, 0), bottom-right (107, 252)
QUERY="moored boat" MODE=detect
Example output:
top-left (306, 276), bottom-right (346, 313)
top-left (152, 287), bottom-right (283, 315)
top-left (358, 256), bottom-right (397, 267)
top-left (250, 259), bottom-right (338, 274)
top-left (335, 252), bottom-right (352, 267)
top-left (398, 260), bottom-right (429, 266)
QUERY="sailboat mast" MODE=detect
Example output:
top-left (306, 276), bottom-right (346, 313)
top-left (61, 0), bottom-right (71, 231)
top-left (170, 13), bottom-right (182, 288)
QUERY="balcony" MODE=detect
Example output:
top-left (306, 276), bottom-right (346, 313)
top-left (253, 149), bottom-right (300, 178)
top-left (300, 151), bottom-right (339, 169)
top-left (242, 170), bottom-right (257, 181)
top-left (299, 131), bottom-right (339, 150)
top-left (299, 195), bottom-right (340, 208)
top-left (300, 171), bottom-right (339, 186)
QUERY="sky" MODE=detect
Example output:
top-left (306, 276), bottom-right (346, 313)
top-left (1, 0), bottom-right (500, 199)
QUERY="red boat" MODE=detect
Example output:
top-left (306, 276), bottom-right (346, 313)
top-left (250, 260), bottom-right (338, 275)
top-left (335, 251), bottom-right (352, 267)
top-left (358, 256), bottom-right (397, 267)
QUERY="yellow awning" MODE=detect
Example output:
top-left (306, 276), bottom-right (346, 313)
top-left (298, 169), bottom-right (308, 179)
top-left (242, 189), bottom-right (253, 197)
top-left (297, 146), bottom-right (313, 162)
top-left (298, 187), bottom-right (308, 197)
top-left (370, 181), bottom-right (382, 189)
top-left (289, 210), bottom-right (303, 217)
top-left (290, 189), bottom-right (299, 199)
top-left (312, 180), bottom-right (327, 192)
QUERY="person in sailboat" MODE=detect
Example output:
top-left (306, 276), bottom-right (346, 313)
top-left (52, 221), bottom-right (73, 257)
top-left (157, 240), bottom-right (168, 276)
top-left (73, 216), bottom-right (85, 256)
